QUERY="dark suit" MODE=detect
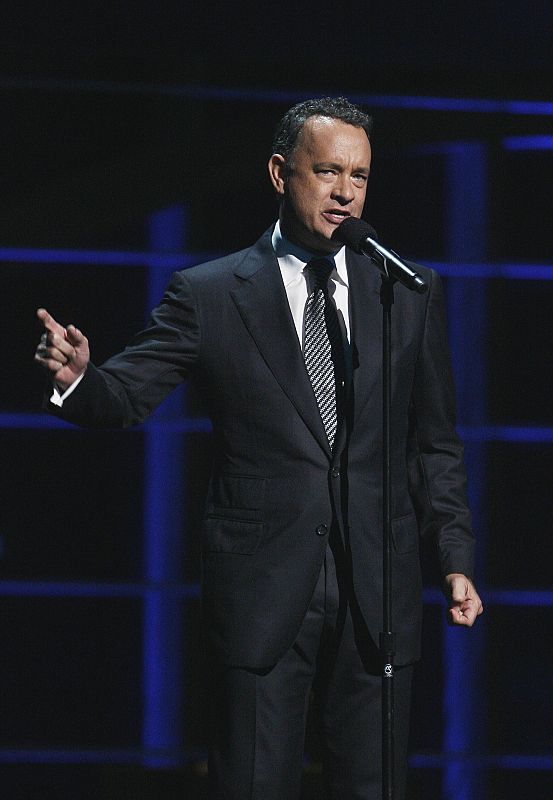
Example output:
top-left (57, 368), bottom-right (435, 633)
top-left (48, 225), bottom-right (474, 795)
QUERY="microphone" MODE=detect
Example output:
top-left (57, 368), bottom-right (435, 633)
top-left (331, 217), bottom-right (428, 294)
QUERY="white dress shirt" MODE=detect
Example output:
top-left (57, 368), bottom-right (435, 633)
top-left (272, 220), bottom-right (351, 349)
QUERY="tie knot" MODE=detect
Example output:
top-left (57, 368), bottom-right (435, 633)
top-left (307, 258), bottom-right (334, 293)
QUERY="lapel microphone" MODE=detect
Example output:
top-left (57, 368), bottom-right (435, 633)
top-left (331, 217), bottom-right (428, 294)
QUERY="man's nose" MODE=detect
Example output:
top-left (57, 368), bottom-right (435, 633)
top-left (331, 176), bottom-right (354, 203)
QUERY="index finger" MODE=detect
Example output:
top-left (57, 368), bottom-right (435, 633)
top-left (37, 308), bottom-right (66, 337)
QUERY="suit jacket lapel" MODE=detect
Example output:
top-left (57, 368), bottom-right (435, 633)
top-left (230, 230), bottom-right (332, 457)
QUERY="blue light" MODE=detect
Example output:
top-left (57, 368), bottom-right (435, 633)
top-left (484, 589), bottom-right (553, 607)
top-left (442, 141), bottom-right (488, 800)
top-left (411, 753), bottom-right (553, 770)
top-left (0, 413), bottom-right (212, 432)
top-left (503, 135), bottom-right (553, 150)
top-left (2, 746), bottom-right (551, 769)
top-left (3, 581), bottom-right (553, 608)
top-left (0, 580), bottom-right (200, 598)
top-left (422, 587), bottom-right (553, 608)
top-left (0, 747), bottom-right (199, 765)
top-left (141, 206), bottom-right (189, 769)
top-left (457, 425), bottom-right (553, 442)
top-left (0, 413), bottom-right (75, 429)
top-left (430, 262), bottom-right (553, 280)
top-left (0, 247), bottom-right (213, 267)
top-left (2, 247), bottom-right (553, 280)
top-left (2, 582), bottom-right (551, 606)
top-left (8, 415), bottom-right (553, 443)
top-left (0, 748), bottom-right (144, 765)
top-left (3, 76), bottom-right (553, 116)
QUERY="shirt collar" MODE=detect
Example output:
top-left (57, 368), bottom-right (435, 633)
top-left (272, 220), bottom-right (349, 288)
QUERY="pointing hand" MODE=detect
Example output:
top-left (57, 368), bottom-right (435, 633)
top-left (34, 308), bottom-right (90, 391)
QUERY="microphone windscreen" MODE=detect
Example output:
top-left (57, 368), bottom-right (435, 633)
top-left (331, 217), bottom-right (378, 252)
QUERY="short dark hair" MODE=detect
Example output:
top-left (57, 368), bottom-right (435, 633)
top-left (271, 96), bottom-right (373, 166)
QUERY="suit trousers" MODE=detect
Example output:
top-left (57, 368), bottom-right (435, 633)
top-left (207, 539), bottom-right (413, 800)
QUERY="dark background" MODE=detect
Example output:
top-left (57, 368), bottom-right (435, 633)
top-left (2, 3), bottom-right (553, 798)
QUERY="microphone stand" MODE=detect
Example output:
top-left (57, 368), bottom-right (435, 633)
top-left (379, 264), bottom-right (396, 800)
top-left (331, 219), bottom-right (427, 798)
top-left (371, 249), bottom-right (425, 799)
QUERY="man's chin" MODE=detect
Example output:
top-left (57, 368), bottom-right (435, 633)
top-left (311, 230), bottom-right (342, 255)
top-left (295, 229), bottom-right (340, 255)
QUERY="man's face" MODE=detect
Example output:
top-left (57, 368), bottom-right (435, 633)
top-left (268, 116), bottom-right (371, 254)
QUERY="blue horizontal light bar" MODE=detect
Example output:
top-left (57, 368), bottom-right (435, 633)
top-left (1, 747), bottom-right (551, 769)
top-left (0, 247), bottom-right (214, 267)
top-left (0, 748), bottom-right (144, 765)
top-left (457, 425), bottom-right (553, 443)
top-left (482, 589), bottom-right (553, 607)
top-left (0, 413), bottom-right (212, 433)
top-left (2, 249), bottom-right (552, 280)
top-left (6, 415), bottom-right (553, 443)
top-left (423, 587), bottom-right (553, 607)
top-left (503, 135), bottom-right (553, 151)
top-left (430, 262), bottom-right (553, 280)
top-left (415, 138), bottom-right (553, 157)
top-left (411, 753), bottom-right (553, 770)
top-left (0, 746), bottom-right (205, 765)
top-left (2, 76), bottom-right (553, 117)
top-left (0, 580), bottom-right (200, 599)
top-left (0, 413), bottom-right (75, 430)
top-left (2, 581), bottom-right (550, 606)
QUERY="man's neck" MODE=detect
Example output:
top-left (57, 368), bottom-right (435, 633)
top-left (274, 220), bottom-right (339, 262)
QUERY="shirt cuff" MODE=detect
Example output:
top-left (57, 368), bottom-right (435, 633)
top-left (49, 372), bottom-right (86, 407)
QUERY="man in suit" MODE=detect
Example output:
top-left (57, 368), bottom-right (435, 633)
top-left (35, 97), bottom-right (482, 799)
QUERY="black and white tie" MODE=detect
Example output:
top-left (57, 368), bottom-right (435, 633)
top-left (303, 258), bottom-right (344, 450)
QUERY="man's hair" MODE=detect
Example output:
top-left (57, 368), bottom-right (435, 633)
top-left (271, 96), bottom-right (373, 166)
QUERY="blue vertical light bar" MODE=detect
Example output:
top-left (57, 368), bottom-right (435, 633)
top-left (142, 205), bottom-right (187, 767)
top-left (442, 143), bottom-right (488, 799)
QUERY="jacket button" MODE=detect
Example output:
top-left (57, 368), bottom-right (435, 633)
top-left (316, 524), bottom-right (328, 536)
top-left (330, 467), bottom-right (340, 478)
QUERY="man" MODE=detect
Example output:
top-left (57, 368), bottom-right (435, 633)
top-left (35, 97), bottom-right (482, 799)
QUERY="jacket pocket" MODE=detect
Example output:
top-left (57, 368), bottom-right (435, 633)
top-left (203, 515), bottom-right (263, 555)
top-left (208, 474), bottom-right (266, 522)
top-left (391, 513), bottom-right (419, 555)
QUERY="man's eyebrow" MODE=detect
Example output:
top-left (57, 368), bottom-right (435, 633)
top-left (314, 161), bottom-right (370, 173)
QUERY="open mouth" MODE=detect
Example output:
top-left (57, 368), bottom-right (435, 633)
top-left (322, 209), bottom-right (351, 225)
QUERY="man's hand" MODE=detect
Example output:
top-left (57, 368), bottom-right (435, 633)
top-left (444, 573), bottom-right (483, 627)
top-left (34, 308), bottom-right (90, 391)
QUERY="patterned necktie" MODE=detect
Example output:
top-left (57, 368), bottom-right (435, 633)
top-left (303, 258), bottom-right (344, 450)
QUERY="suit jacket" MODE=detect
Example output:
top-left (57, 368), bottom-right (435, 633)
top-left (48, 226), bottom-right (474, 669)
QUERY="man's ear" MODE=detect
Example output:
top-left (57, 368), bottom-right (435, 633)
top-left (268, 154), bottom-right (287, 196)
